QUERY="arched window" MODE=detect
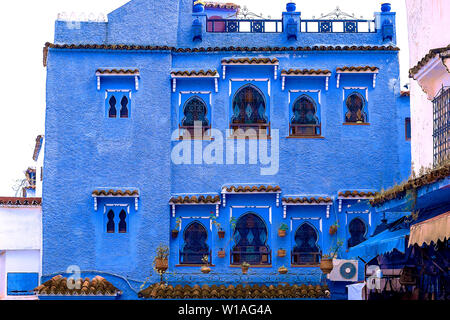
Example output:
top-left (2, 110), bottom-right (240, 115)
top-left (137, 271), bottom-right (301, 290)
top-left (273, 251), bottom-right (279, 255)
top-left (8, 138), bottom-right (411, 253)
top-left (120, 96), bottom-right (129, 118)
top-left (345, 92), bottom-right (367, 123)
top-left (181, 222), bottom-right (209, 265)
top-left (231, 85), bottom-right (268, 135)
top-left (107, 210), bottom-right (115, 233)
top-left (118, 210), bottom-right (127, 233)
top-left (232, 213), bottom-right (270, 265)
top-left (108, 96), bottom-right (117, 118)
top-left (290, 95), bottom-right (320, 136)
top-left (293, 223), bottom-right (321, 265)
top-left (348, 218), bottom-right (367, 248)
top-left (181, 97), bottom-right (209, 137)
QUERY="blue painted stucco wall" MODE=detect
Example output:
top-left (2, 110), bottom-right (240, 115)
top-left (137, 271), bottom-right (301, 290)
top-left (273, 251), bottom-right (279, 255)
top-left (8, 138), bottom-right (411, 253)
top-left (43, 0), bottom-right (410, 299)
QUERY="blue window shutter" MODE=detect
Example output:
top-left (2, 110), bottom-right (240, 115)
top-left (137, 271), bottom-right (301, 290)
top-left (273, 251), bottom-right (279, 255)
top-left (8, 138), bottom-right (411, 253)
top-left (7, 273), bottom-right (39, 296)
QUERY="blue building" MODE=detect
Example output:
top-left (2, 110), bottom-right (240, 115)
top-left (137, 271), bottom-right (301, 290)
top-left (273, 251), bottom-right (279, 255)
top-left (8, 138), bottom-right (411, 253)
top-left (40, 1), bottom-right (411, 300)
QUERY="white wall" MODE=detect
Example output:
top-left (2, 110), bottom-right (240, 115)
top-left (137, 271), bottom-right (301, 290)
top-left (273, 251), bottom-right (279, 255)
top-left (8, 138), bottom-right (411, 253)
top-left (0, 207), bottom-right (41, 250)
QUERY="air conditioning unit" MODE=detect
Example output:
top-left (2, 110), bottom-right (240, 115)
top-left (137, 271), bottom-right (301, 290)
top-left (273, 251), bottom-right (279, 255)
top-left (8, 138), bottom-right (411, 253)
top-left (328, 259), bottom-right (359, 282)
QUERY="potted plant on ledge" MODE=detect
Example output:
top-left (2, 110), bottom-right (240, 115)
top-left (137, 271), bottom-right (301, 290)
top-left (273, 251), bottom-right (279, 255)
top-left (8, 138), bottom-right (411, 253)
top-left (241, 262), bottom-right (250, 275)
top-left (218, 248), bottom-right (226, 258)
top-left (211, 214), bottom-right (225, 239)
top-left (154, 244), bottom-right (169, 274)
top-left (329, 222), bottom-right (339, 236)
top-left (171, 218), bottom-right (181, 239)
top-left (277, 248), bottom-right (287, 258)
top-left (320, 240), bottom-right (343, 274)
top-left (201, 255), bottom-right (211, 274)
top-left (278, 266), bottom-right (288, 275)
top-left (278, 223), bottom-right (288, 237)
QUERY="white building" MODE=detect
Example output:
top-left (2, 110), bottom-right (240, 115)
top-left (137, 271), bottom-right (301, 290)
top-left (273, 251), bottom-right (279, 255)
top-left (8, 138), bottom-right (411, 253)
top-left (406, 0), bottom-right (450, 171)
top-left (0, 198), bottom-right (42, 300)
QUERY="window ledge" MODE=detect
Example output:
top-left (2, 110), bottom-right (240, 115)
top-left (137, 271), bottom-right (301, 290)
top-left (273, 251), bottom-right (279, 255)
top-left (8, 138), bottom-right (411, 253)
top-left (175, 264), bottom-right (216, 267)
top-left (343, 122), bottom-right (370, 126)
top-left (290, 264), bottom-right (320, 268)
top-left (286, 136), bottom-right (325, 139)
top-left (227, 136), bottom-right (271, 140)
top-left (230, 265), bottom-right (272, 268)
top-left (176, 137), bottom-right (215, 141)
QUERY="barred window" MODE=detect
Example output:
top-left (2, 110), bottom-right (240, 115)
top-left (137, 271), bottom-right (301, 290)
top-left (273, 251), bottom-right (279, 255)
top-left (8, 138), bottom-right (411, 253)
top-left (292, 223), bottom-right (321, 266)
top-left (180, 222), bottom-right (209, 265)
top-left (290, 95), bottom-right (321, 137)
top-left (433, 86), bottom-right (450, 167)
top-left (345, 92), bottom-right (367, 123)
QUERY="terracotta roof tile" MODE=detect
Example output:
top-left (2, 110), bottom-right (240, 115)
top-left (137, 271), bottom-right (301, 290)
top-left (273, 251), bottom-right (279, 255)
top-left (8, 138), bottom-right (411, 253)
top-left (223, 185), bottom-right (281, 193)
top-left (338, 191), bottom-right (376, 198)
top-left (336, 66), bottom-right (379, 72)
top-left (282, 196), bottom-right (333, 204)
top-left (400, 91), bottom-right (410, 97)
top-left (139, 283), bottom-right (330, 299)
top-left (222, 57), bottom-right (279, 65)
top-left (92, 189), bottom-right (139, 197)
top-left (35, 275), bottom-right (122, 296)
top-left (32, 135), bottom-right (44, 161)
top-left (371, 163), bottom-right (450, 207)
top-left (205, 2), bottom-right (240, 10)
top-left (96, 68), bottom-right (140, 75)
top-left (45, 43), bottom-right (400, 54)
top-left (281, 69), bottom-right (331, 76)
top-left (409, 44), bottom-right (450, 77)
top-left (0, 197), bottom-right (42, 207)
top-left (170, 195), bottom-right (221, 205)
top-left (171, 69), bottom-right (218, 77)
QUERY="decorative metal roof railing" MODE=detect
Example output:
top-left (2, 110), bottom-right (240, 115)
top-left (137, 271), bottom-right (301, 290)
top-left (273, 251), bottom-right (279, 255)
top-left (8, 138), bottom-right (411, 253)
top-left (207, 19), bottom-right (283, 33)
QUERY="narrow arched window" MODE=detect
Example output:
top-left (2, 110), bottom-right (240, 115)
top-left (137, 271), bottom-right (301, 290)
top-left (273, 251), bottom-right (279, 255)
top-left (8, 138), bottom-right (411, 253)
top-left (181, 222), bottom-right (209, 264)
top-left (107, 210), bottom-right (115, 233)
top-left (108, 96), bottom-right (117, 118)
top-left (345, 92), bottom-right (367, 123)
top-left (181, 97), bottom-right (209, 137)
top-left (118, 210), bottom-right (127, 233)
top-left (232, 213), bottom-right (270, 265)
top-left (232, 85), bottom-right (267, 125)
top-left (293, 223), bottom-right (320, 265)
top-left (120, 96), bottom-right (129, 118)
top-left (290, 95), bottom-right (320, 136)
top-left (348, 218), bottom-right (367, 248)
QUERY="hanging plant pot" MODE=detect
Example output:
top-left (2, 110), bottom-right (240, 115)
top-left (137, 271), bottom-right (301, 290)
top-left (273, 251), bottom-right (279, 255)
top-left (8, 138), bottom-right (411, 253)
top-left (278, 266), bottom-right (288, 275)
top-left (277, 249), bottom-right (287, 258)
top-left (329, 225), bottom-right (338, 236)
top-left (218, 250), bottom-right (226, 258)
top-left (171, 230), bottom-right (179, 239)
top-left (154, 258), bottom-right (169, 273)
top-left (278, 229), bottom-right (287, 237)
top-left (320, 258), bottom-right (334, 274)
top-left (218, 230), bottom-right (225, 239)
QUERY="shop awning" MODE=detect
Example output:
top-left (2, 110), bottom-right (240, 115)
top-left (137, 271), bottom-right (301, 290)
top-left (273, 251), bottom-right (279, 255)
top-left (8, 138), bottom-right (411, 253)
top-left (347, 227), bottom-right (410, 262)
top-left (409, 211), bottom-right (450, 247)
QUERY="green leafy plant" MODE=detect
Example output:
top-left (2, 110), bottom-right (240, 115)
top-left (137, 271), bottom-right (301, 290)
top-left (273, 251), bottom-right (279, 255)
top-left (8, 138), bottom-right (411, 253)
top-left (241, 262), bottom-right (250, 268)
top-left (279, 223), bottom-right (288, 231)
top-left (322, 240), bottom-right (344, 259)
top-left (202, 255), bottom-right (210, 266)
top-left (173, 218), bottom-right (181, 231)
top-left (155, 244), bottom-right (169, 260)
top-left (210, 214), bottom-right (223, 231)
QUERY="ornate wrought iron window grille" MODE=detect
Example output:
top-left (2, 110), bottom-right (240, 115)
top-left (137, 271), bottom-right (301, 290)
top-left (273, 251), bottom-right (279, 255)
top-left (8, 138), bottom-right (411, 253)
top-left (433, 86), bottom-right (450, 167)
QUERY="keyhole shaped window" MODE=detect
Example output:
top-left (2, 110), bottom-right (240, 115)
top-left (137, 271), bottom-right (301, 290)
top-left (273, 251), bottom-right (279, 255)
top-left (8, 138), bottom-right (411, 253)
top-left (108, 96), bottom-right (117, 118)
top-left (348, 218), bottom-right (367, 248)
top-left (181, 97), bottom-right (209, 127)
top-left (293, 223), bottom-right (320, 265)
top-left (181, 222), bottom-right (209, 265)
top-left (231, 85), bottom-right (267, 124)
top-left (120, 96), bottom-right (129, 118)
top-left (232, 213), bottom-right (270, 265)
top-left (345, 92), bottom-right (367, 123)
top-left (118, 210), bottom-right (127, 233)
top-left (107, 210), bottom-right (115, 233)
top-left (290, 95), bottom-right (321, 136)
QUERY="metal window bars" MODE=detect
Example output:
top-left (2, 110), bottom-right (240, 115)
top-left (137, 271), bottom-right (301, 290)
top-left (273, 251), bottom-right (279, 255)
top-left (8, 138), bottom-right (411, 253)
top-left (433, 86), bottom-right (450, 167)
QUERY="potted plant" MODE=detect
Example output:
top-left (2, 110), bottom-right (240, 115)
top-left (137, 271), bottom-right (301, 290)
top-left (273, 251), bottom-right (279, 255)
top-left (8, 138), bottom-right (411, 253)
top-left (210, 214), bottom-right (225, 239)
top-left (200, 255), bottom-right (211, 274)
top-left (171, 218), bottom-right (181, 238)
top-left (278, 223), bottom-right (288, 237)
top-left (278, 266), bottom-right (288, 275)
top-left (241, 262), bottom-right (250, 275)
top-left (218, 248), bottom-right (226, 258)
top-left (154, 244), bottom-right (169, 274)
top-left (320, 241), bottom-right (343, 274)
top-left (329, 222), bottom-right (339, 236)
top-left (277, 248), bottom-right (287, 258)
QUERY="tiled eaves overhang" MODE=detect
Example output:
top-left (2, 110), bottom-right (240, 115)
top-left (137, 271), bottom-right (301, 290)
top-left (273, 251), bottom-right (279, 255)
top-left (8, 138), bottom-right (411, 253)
top-left (409, 44), bottom-right (450, 78)
top-left (221, 58), bottom-right (279, 65)
top-left (33, 135), bottom-right (44, 161)
top-left (169, 195), bottom-right (221, 205)
top-left (281, 69), bottom-right (331, 76)
top-left (139, 283), bottom-right (330, 299)
top-left (0, 197), bottom-right (42, 207)
top-left (43, 43), bottom-right (400, 66)
top-left (92, 189), bottom-right (139, 197)
top-left (282, 196), bottom-right (333, 205)
top-left (338, 191), bottom-right (376, 199)
top-left (205, 2), bottom-right (240, 10)
top-left (170, 69), bottom-right (219, 78)
top-left (222, 185), bottom-right (282, 193)
top-left (34, 275), bottom-right (122, 297)
top-left (371, 163), bottom-right (450, 207)
top-left (95, 68), bottom-right (140, 75)
top-left (336, 66), bottom-right (379, 73)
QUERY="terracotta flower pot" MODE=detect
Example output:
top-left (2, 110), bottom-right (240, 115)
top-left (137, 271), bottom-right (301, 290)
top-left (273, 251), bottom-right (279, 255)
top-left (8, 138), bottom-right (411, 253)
top-left (278, 267), bottom-right (288, 275)
top-left (241, 266), bottom-right (249, 275)
top-left (278, 229), bottom-right (287, 237)
top-left (218, 230), bottom-right (225, 239)
top-left (329, 225), bottom-right (338, 235)
top-left (320, 258), bottom-right (334, 274)
top-left (155, 258), bottom-right (169, 273)
top-left (201, 266), bottom-right (211, 274)
top-left (218, 251), bottom-right (226, 258)
top-left (171, 230), bottom-right (179, 239)
top-left (277, 249), bottom-right (286, 258)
